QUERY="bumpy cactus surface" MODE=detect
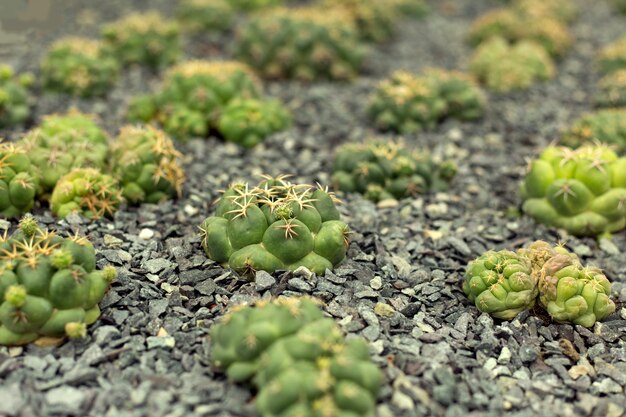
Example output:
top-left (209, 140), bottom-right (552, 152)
top-left (102, 12), bottom-right (181, 69)
top-left (211, 297), bottom-right (381, 417)
top-left (470, 37), bottom-right (555, 92)
top-left (464, 241), bottom-right (615, 327)
top-left (0, 143), bottom-right (38, 218)
top-left (0, 65), bottom-right (34, 128)
top-left (40, 37), bottom-right (120, 97)
top-left (176, 0), bottom-right (234, 33)
top-left (18, 111), bottom-right (110, 195)
top-left (218, 98), bottom-right (291, 148)
top-left (0, 216), bottom-right (117, 346)
top-left (127, 60), bottom-right (261, 139)
top-left (520, 144), bottom-right (626, 236)
top-left (200, 175), bottom-right (349, 276)
top-left (561, 109), bottom-right (626, 151)
top-left (597, 36), bottom-right (626, 75)
top-left (320, 0), bottom-right (397, 43)
top-left (595, 70), bottom-right (626, 108)
top-left (111, 125), bottom-right (185, 204)
top-left (367, 69), bottom-right (485, 133)
top-left (50, 168), bottom-right (123, 219)
top-left (234, 7), bottom-right (367, 81)
top-left (331, 141), bottom-right (456, 201)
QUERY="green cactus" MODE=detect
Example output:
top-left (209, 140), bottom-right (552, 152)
top-left (234, 7), bottom-right (367, 81)
top-left (422, 68), bottom-right (487, 121)
top-left (0, 143), bottom-right (38, 218)
top-left (0, 216), bottom-right (117, 346)
top-left (210, 297), bottom-right (381, 417)
top-left (111, 125), bottom-right (185, 204)
top-left (597, 35), bottom-right (626, 75)
top-left (388, 0), bottom-right (430, 17)
top-left (40, 37), bottom-right (120, 97)
top-left (463, 250), bottom-right (536, 319)
top-left (470, 37), bottom-right (555, 92)
top-left (511, 0), bottom-right (578, 23)
top-left (520, 144), bottom-right (626, 236)
top-left (18, 110), bottom-right (110, 196)
top-left (331, 141), bottom-right (456, 202)
top-left (561, 109), bottom-right (626, 151)
top-left (0, 65), bottom-right (34, 128)
top-left (230, 0), bottom-right (283, 10)
top-left (200, 175), bottom-right (349, 276)
top-left (595, 70), bottom-right (626, 108)
top-left (610, 0), bottom-right (626, 13)
top-left (217, 98), bottom-right (292, 148)
top-left (50, 168), bottom-right (123, 220)
top-left (127, 60), bottom-right (261, 140)
top-left (102, 11), bottom-right (181, 69)
top-left (319, 0), bottom-right (397, 43)
top-left (176, 0), bottom-right (234, 33)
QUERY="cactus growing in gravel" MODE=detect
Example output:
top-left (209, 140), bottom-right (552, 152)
top-left (512, 0), bottom-right (578, 23)
top-left (561, 109), bottom-right (626, 151)
top-left (470, 37), bottom-right (555, 92)
top-left (388, 0), bottom-right (430, 17)
top-left (331, 141), bottom-right (456, 201)
top-left (50, 168), bottom-right (123, 220)
top-left (127, 60), bottom-right (261, 139)
top-left (230, 0), bottom-right (283, 10)
top-left (597, 36), bottom-right (626, 75)
top-left (0, 65), bottom-right (34, 128)
top-left (200, 175), bottom-right (349, 276)
top-left (0, 216), bottom-right (117, 346)
top-left (520, 144), bottom-right (626, 236)
top-left (176, 0), bottom-right (235, 33)
top-left (0, 143), bottom-right (38, 218)
top-left (595, 70), bottom-right (626, 108)
top-left (101, 12), bottom-right (181, 69)
top-left (217, 98), bottom-right (292, 148)
top-left (111, 125), bottom-right (185, 204)
top-left (234, 7), bottom-right (367, 81)
top-left (320, 0), bottom-right (397, 43)
top-left (40, 37), bottom-right (120, 97)
top-left (211, 297), bottom-right (381, 417)
top-left (18, 111), bottom-right (110, 195)
top-left (422, 68), bottom-right (487, 121)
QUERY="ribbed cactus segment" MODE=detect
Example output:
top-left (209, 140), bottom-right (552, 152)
top-left (561, 109), bottom-right (626, 151)
top-left (176, 0), bottom-right (234, 33)
top-left (0, 217), bottom-right (116, 346)
top-left (200, 175), bottom-right (348, 277)
top-left (595, 70), bottom-right (626, 108)
top-left (111, 125), bottom-right (185, 204)
top-left (101, 11), bottom-right (181, 69)
top-left (40, 37), bottom-right (120, 97)
top-left (331, 141), bottom-right (456, 202)
top-left (0, 65), bottom-right (34, 128)
top-left (50, 168), bottom-right (123, 220)
top-left (0, 142), bottom-right (38, 218)
top-left (234, 7), bottom-right (367, 81)
top-left (210, 297), bottom-right (381, 417)
top-left (521, 144), bottom-right (626, 236)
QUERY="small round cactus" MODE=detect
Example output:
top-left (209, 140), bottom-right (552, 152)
top-left (597, 35), bottom-right (626, 75)
top-left (50, 168), bottom-right (123, 220)
top-left (595, 70), bottom-right (626, 108)
top-left (111, 125), bottom-right (185, 204)
top-left (40, 37), bottom-right (120, 97)
top-left (176, 0), bottom-right (235, 33)
top-left (320, 0), bottom-right (397, 43)
top-left (520, 144), bottom-right (626, 236)
top-left (0, 216), bottom-right (117, 346)
top-left (200, 175), bottom-right (349, 277)
top-left (0, 142), bottom-right (38, 218)
top-left (0, 65), bottom-right (34, 128)
top-left (561, 109), bottom-right (626, 151)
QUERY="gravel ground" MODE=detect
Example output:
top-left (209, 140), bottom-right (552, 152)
top-left (1, 1), bottom-right (626, 417)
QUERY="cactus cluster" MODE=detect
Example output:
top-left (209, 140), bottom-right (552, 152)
top-left (597, 36), bottom-right (626, 75)
top-left (520, 144), bottom-right (626, 236)
top-left (40, 37), bottom-right (120, 97)
top-left (211, 297), bottom-right (381, 417)
top-left (561, 109), bottom-right (626, 151)
top-left (595, 70), bottom-right (626, 108)
top-left (176, 0), bottom-right (235, 33)
top-left (230, 0), bottom-right (283, 10)
top-left (0, 65), bottom-right (34, 128)
top-left (388, 0), bottom-right (430, 17)
top-left (367, 69), bottom-right (486, 133)
top-left (464, 241), bottom-right (615, 327)
top-left (102, 11), bottom-right (181, 69)
top-left (0, 216), bottom-right (117, 346)
top-left (200, 175), bottom-right (349, 276)
top-left (0, 143), bottom-right (38, 217)
top-left (319, 0), bottom-right (397, 43)
top-left (234, 7), bottom-right (367, 81)
top-left (470, 37), bottom-right (555, 92)
top-left (331, 141), bottom-right (457, 202)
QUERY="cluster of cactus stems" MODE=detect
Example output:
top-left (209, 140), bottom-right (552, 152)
top-left (319, 0), bottom-right (397, 43)
top-left (595, 70), bottom-right (626, 108)
top-left (176, 0), bottom-right (235, 33)
top-left (561, 109), bottom-right (626, 152)
top-left (521, 144), bottom-right (626, 237)
top-left (464, 240), bottom-right (615, 328)
top-left (0, 143), bottom-right (38, 218)
top-left (200, 175), bottom-right (349, 277)
top-left (211, 297), bottom-right (381, 417)
top-left (331, 141), bottom-right (457, 202)
top-left (367, 69), bottom-right (486, 133)
top-left (0, 65), bottom-right (34, 128)
top-left (0, 216), bottom-right (117, 346)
